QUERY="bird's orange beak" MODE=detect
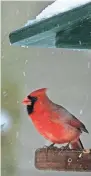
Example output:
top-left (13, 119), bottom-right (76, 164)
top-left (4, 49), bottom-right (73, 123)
top-left (22, 97), bottom-right (32, 105)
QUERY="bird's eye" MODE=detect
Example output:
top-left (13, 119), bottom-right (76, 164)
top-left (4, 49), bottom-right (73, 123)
top-left (27, 95), bottom-right (37, 102)
top-left (32, 96), bottom-right (37, 102)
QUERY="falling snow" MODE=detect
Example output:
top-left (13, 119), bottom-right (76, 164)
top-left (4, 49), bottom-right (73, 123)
top-left (23, 108), bottom-right (26, 112)
top-left (88, 62), bottom-right (90, 69)
top-left (79, 153), bottom-right (82, 158)
top-left (29, 160), bottom-right (31, 164)
top-left (79, 94), bottom-right (89, 116)
top-left (52, 51), bottom-right (54, 55)
top-left (17, 100), bottom-right (19, 104)
top-left (2, 55), bottom-right (4, 59)
top-left (3, 91), bottom-right (8, 97)
top-left (21, 45), bottom-right (25, 48)
top-left (23, 71), bottom-right (26, 76)
top-left (68, 21), bottom-right (71, 25)
top-left (25, 60), bottom-right (28, 64)
top-left (79, 40), bottom-right (82, 45)
top-left (16, 9), bottom-right (20, 15)
top-left (16, 131), bottom-right (19, 138)
top-left (80, 109), bottom-right (83, 115)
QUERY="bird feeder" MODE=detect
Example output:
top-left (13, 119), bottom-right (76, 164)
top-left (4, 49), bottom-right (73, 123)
top-left (9, 2), bottom-right (91, 49)
top-left (9, 1), bottom-right (91, 172)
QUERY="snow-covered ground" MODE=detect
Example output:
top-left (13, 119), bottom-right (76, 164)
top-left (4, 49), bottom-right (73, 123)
top-left (25, 0), bottom-right (91, 26)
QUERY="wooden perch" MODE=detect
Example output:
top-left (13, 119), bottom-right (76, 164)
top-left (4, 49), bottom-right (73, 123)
top-left (35, 147), bottom-right (91, 172)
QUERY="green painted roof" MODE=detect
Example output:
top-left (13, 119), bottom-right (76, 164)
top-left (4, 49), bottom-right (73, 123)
top-left (9, 2), bottom-right (91, 49)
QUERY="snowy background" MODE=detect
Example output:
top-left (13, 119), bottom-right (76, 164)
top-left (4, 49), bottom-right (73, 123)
top-left (1, 1), bottom-right (91, 176)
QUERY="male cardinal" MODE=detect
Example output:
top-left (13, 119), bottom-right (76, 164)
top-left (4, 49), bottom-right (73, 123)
top-left (22, 88), bottom-right (88, 150)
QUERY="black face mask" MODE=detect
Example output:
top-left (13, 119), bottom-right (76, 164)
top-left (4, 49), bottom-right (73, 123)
top-left (27, 96), bottom-right (37, 115)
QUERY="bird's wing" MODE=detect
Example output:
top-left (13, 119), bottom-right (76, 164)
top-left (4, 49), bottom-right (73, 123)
top-left (50, 102), bottom-right (88, 133)
top-left (69, 115), bottom-right (88, 133)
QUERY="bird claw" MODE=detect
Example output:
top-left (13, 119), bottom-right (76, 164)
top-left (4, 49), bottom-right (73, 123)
top-left (43, 143), bottom-right (70, 151)
top-left (83, 149), bottom-right (91, 154)
top-left (43, 145), bottom-right (48, 148)
top-left (43, 143), bottom-right (55, 151)
top-left (78, 149), bottom-right (91, 158)
top-left (60, 144), bottom-right (70, 151)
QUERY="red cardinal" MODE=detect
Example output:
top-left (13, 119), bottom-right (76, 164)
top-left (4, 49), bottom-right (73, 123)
top-left (22, 88), bottom-right (88, 150)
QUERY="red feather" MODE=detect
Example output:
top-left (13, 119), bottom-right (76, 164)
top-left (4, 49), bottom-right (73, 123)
top-left (22, 88), bottom-right (88, 149)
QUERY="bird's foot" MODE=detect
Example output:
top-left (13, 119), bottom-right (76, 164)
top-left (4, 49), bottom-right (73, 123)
top-left (60, 143), bottom-right (70, 151)
top-left (43, 143), bottom-right (55, 151)
top-left (82, 149), bottom-right (91, 154)
top-left (78, 149), bottom-right (91, 158)
top-left (43, 143), bottom-right (55, 148)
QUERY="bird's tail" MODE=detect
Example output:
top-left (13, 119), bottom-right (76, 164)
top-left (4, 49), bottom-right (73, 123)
top-left (71, 138), bottom-right (84, 150)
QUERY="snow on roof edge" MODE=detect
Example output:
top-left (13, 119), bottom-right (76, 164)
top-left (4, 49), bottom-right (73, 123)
top-left (25, 0), bottom-right (91, 26)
